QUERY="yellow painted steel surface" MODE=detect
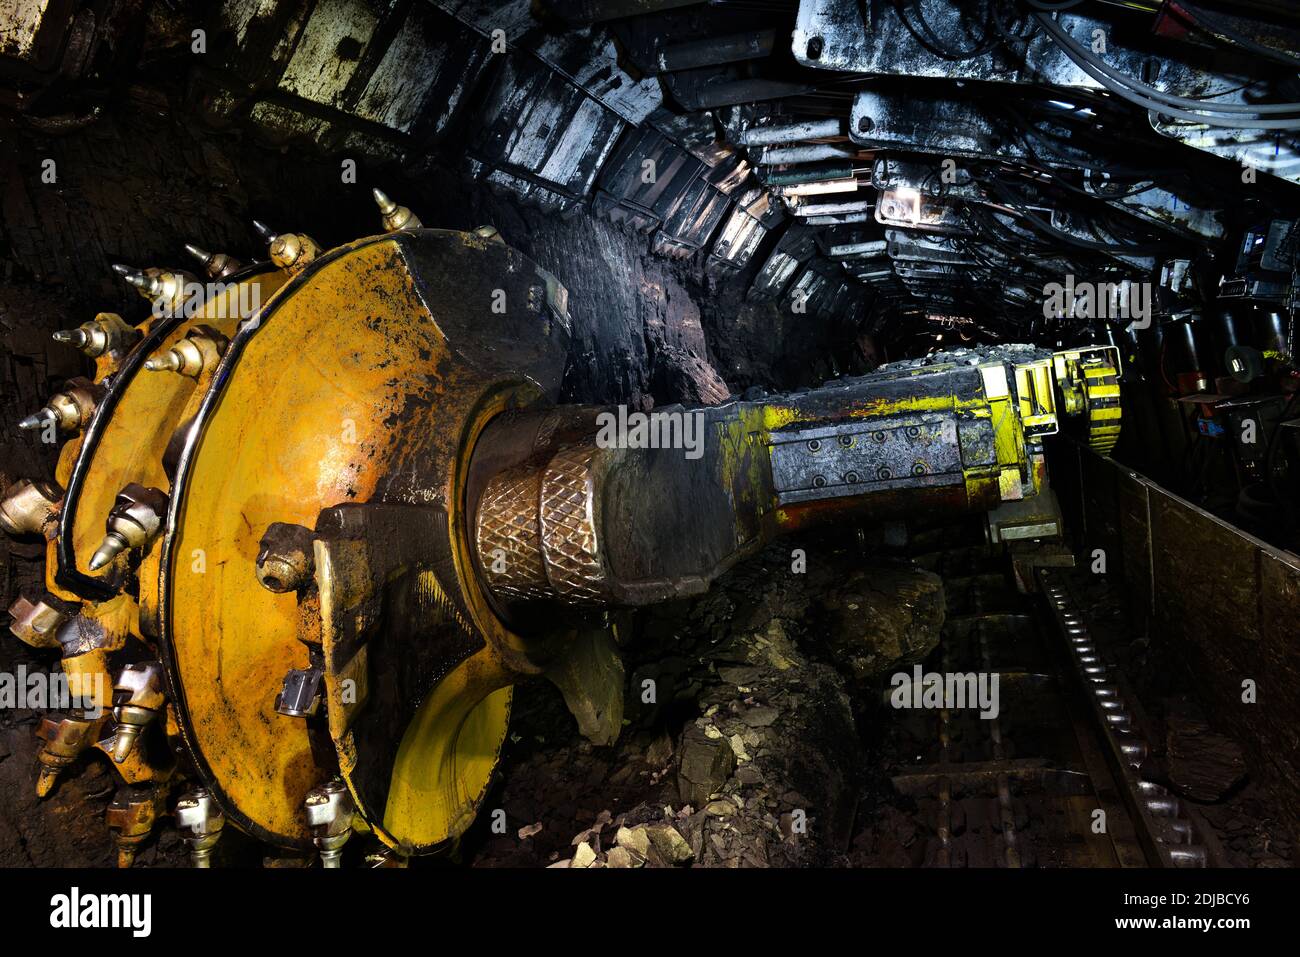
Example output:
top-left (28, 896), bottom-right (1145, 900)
top-left (167, 242), bottom-right (433, 844)
top-left (1054, 346), bottom-right (1124, 455)
top-left (163, 235), bottom-right (556, 848)
top-left (383, 672), bottom-right (512, 850)
top-left (65, 277), bottom-right (288, 587)
top-left (1082, 364), bottom-right (1123, 453)
top-left (1014, 359), bottom-right (1058, 437)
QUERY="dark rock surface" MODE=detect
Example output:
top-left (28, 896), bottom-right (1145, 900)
top-left (0, 100), bottom-right (850, 415)
top-left (461, 529), bottom-right (946, 868)
top-left (813, 563), bottom-right (945, 689)
top-left (1165, 700), bottom-right (1249, 804)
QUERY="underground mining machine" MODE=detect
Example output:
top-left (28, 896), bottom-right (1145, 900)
top-left (0, 192), bottom-right (1121, 865)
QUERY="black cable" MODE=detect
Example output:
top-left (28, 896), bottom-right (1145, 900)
top-left (972, 165), bottom-right (1133, 248)
top-left (993, 0), bottom-right (1038, 46)
top-left (986, 177), bottom-right (1170, 254)
top-left (1017, 165), bottom-right (1160, 200)
top-left (1175, 3), bottom-right (1300, 70)
top-left (995, 100), bottom-right (1195, 197)
top-left (892, 0), bottom-right (1004, 61)
top-left (961, 204), bottom-right (1064, 267)
top-left (1063, 43), bottom-right (1300, 128)
top-left (990, 107), bottom-right (1162, 199)
top-left (996, 6), bottom-right (1284, 116)
top-left (1034, 12), bottom-right (1300, 127)
top-left (967, 207), bottom-right (1056, 257)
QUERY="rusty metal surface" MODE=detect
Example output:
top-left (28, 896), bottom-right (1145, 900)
top-left (538, 445), bottom-right (609, 603)
top-left (475, 466), bottom-right (551, 601)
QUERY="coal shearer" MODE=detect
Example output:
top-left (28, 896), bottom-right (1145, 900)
top-left (2, 191), bottom-right (1115, 864)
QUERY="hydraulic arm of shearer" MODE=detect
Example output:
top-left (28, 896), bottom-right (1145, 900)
top-left (1, 193), bottom-right (1121, 864)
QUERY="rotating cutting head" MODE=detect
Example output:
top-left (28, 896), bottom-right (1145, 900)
top-left (155, 229), bottom-right (573, 851)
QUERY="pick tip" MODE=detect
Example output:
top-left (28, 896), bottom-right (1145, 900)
top-left (18, 411), bottom-right (49, 430)
top-left (36, 770), bottom-right (56, 798)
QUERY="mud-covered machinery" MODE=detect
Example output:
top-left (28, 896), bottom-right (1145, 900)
top-left (1, 192), bottom-right (1121, 864)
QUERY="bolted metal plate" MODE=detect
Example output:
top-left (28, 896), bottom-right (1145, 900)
top-left (768, 413), bottom-right (995, 504)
